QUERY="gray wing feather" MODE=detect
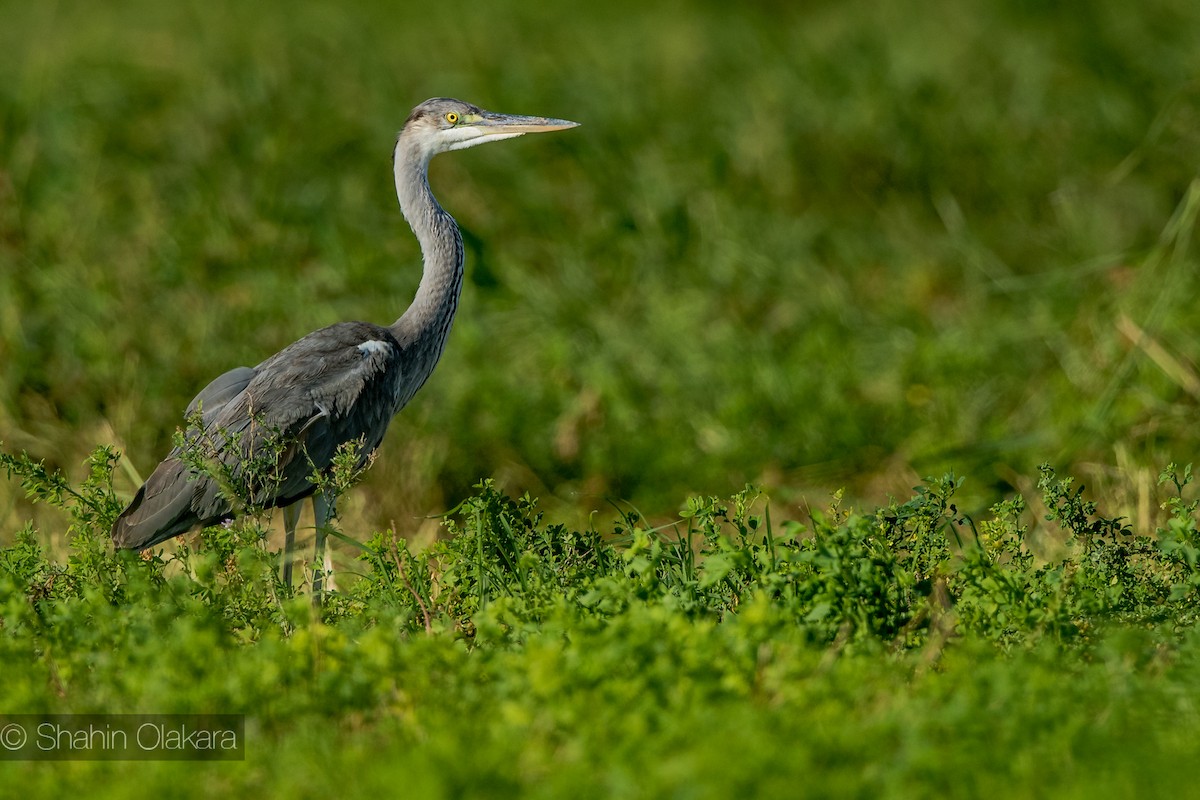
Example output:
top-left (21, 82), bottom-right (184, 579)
top-left (112, 322), bottom-right (405, 550)
top-left (186, 366), bottom-right (256, 422)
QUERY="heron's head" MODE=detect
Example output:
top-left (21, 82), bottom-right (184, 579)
top-left (399, 98), bottom-right (578, 162)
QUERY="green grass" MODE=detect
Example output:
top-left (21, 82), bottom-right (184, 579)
top-left (4, 0), bottom-right (1200, 795)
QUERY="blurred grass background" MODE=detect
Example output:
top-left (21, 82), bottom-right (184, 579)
top-left (3, 0), bottom-right (1200, 543)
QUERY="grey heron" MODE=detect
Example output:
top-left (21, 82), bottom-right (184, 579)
top-left (111, 97), bottom-right (578, 595)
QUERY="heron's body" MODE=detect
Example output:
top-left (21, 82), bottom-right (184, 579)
top-left (113, 321), bottom-right (408, 546)
top-left (111, 98), bottom-right (577, 591)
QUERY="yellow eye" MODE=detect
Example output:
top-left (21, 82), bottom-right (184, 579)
top-left (445, 112), bottom-right (459, 124)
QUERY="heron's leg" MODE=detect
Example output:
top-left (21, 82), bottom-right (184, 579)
top-left (324, 533), bottom-right (339, 593)
top-left (282, 503), bottom-right (301, 589)
top-left (311, 491), bottom-right (335, 601)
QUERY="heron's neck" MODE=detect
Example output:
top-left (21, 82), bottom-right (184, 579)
top-left (389, 148), bottom-right (465, 394)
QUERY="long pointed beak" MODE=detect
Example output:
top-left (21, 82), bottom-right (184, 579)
top-left (477, 111), bottom-right (580, 134)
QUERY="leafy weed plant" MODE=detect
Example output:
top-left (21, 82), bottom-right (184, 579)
top-left (5, 446), bottom-right (1200, 795)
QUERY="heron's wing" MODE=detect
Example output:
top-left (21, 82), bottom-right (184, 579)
top-left (113, 322), bottom-right (405, 550)
top-left (186, 365), bottom-right (256, 423)
top-left (113, 369), bottom-right (260, 549)
top-left (198, 321), bottom-right (406, 506)
top-left (111, 458), bottom-right (218, 549)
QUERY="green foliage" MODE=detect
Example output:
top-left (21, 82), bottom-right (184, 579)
top-left (0, 444), bottom-right (122, 536)
top-left (3, 0), bottom-right (1200, 524)
top-left (5, 450), bottom-right (1200, 795)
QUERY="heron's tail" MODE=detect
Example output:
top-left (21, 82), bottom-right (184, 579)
top-left (111, 457), bottom-right (220, 550)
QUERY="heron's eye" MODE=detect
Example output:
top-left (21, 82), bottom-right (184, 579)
top-left (445, 112), bottom-right (459, 124)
